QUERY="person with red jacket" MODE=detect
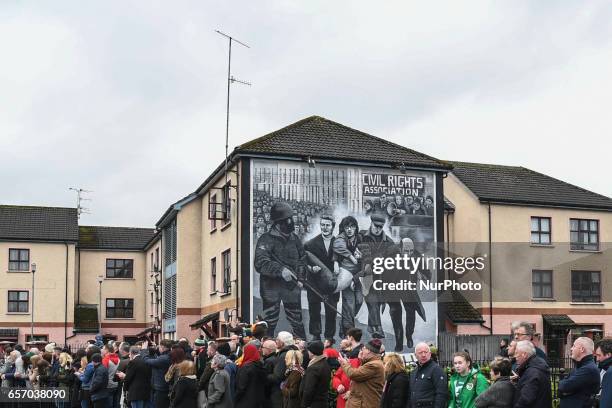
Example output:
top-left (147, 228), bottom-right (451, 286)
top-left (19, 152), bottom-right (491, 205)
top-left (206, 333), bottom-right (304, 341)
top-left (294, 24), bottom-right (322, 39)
top-left (332, 353), bottom-right (360, 408)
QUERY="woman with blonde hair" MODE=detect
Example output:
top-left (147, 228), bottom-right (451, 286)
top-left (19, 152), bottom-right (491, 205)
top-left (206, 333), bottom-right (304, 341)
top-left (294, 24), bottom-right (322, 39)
top-left (282, 349), bottom-right (304, 408)
top-left (380, 353), bottom-right (410, 408)
top-left (169, 360), bottom-right (198, 408)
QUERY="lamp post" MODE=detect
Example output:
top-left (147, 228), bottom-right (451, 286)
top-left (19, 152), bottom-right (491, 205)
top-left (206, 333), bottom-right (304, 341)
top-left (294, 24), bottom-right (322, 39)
top-left (97, 276), bottom-right (104, 334)
top-left (31, 263), bottom-right (36, 340)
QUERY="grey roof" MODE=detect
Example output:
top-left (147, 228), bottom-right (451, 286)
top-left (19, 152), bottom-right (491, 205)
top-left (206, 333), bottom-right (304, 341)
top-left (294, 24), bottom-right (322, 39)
top-left (444, 291), bottom-right (484, 324)
top-left (79, 226), bottom-right (156, 250)
top-left (237, 116), bottom-right (451, 170)
top-left (0, 205), bottom-right (79, 242)
top-left (450, 161), bottom-right (612, 210)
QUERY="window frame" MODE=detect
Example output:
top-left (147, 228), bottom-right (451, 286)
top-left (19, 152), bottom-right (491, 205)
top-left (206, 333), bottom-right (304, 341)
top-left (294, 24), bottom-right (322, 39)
top-left (105, 298), bottom-right (134, 319)
top-left (209, 193), bottom-right (218, 231)
top-left (222, 249), bottom-right (231, 294)
top-left (570, 218), bottom-right (599, 251)
top-left (105, 258), bottom-right (134, 279)
top-left (571, 270), bottom-right (601, 303)
top-left (530, 217), bottom-right (551, 245)
top-left (210, 257), bottom-right (217, 294)
top-left (8, 290), bottom-right (29, 313)
top-left (531, 270), bottom-right (553, 299)
top-left (222, 183), bottom-right (231, 225)
top-left (8, 248), bottom-right (30, 272)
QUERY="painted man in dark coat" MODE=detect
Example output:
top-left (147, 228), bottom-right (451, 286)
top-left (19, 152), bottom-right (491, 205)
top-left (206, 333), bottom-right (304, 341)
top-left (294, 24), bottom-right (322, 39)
top-left (304, 213), bottom-right (339, 341)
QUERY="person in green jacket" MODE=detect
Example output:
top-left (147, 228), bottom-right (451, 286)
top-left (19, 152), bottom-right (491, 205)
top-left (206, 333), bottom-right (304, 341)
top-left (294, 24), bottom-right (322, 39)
top-left (449, 351), bottom-right (489, 408)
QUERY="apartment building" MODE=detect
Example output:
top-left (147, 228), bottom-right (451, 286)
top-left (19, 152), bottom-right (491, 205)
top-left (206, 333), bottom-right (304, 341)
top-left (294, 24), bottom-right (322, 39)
top-left (444, 161), bottom-right (612, 358)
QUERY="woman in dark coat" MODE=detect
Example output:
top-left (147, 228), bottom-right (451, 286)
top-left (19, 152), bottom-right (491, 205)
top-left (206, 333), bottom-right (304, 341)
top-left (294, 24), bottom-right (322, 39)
top-left (282, 350), bottom-right (304, 408)
top-left (170, 360), bottom-right (198, 408)
top-left (475, 358), bottom-right (516, 408)
top-left (235, 344), bottom-right (267, 408)
top-left (380, 353), bottom-right (410, 408)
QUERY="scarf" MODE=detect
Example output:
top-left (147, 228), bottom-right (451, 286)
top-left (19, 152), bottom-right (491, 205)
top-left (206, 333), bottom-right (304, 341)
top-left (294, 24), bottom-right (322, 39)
top-left (308, 354), bottom-right (327, 368)
top-left (239, 344), bottom-right (261, 366)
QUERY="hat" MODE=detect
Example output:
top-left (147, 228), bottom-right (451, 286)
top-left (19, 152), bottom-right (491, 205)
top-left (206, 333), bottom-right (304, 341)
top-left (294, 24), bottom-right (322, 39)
top-left (194, 339), bottom-right (206, 347)
top-left (323, 348), bottom-right (339, 359)
top-left (370, 212), bottom-right (386, 226)
top-left (365, 339), bottom-right (382, 354)
top-left (276, 331), bottom-right (294, 346)
top-left (270, 202), bottom-right (293, 223)
top-left (91, 353), bottom-right (102, 363)
top-left (44, 342), bottom-right (56, 353)
top-left (307, 341), bottom-right (324, 356)
top-left (217, 342), bottom-right (231, 357)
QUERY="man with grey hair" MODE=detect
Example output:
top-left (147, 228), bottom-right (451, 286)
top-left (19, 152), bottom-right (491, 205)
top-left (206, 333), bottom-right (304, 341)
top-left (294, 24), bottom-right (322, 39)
top-left (558, 337), bottom-right (600, 407)
top-left (513, 321), bottom-right (547, 360)
top-left (409, 342), bottom-right (447, 408)
top-left (514, 340), bottom-right (551, 408)
top-left (121, 345), bottom-right (151, 408)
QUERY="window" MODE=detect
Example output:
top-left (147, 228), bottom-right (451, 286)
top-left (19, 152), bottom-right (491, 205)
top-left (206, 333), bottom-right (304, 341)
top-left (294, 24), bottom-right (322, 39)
top-left (222, 250), bottom-right (231, 294)
top-left (8, 249), bottom-right (29, 271)
top-left (531, 217), bottom-right (551, 244)
top-left (222, 184), bottom-right (231, 224)
top-left (532, 270), bottom-right (553, 299)
top-left (211, 257), bottom-right (217, 293)
top-left (570, 219), bottom-right (599, 251)
top-left (106, 259), bottom-right (133, 278)
top-left (571, 271), bottom-right (601, 303)
top-left (106, 298), bottom-right (134, 318)
top-left (25, 335), bottom-right (48, 342)
top-left (8, 291), bottom-right (29, 313)
top-left (209, 194), bottom-right (217, 230)
top-left (154, 248), bottom-right (159, 271)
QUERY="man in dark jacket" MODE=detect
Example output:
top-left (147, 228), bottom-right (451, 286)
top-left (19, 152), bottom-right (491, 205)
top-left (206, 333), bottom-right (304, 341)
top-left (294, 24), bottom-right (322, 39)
top-left (120, 346), bottom-right (152, 408)
top-left (513, 340), bottom-right (551, 408)
top-left (115, 343), bottom-right (131, 408)
top-left (262, 339), bottom-right (278, 407)
top-left (559, 337), bottom-right (600, 408)
top-left (254, 202), bottom-right (307, 339)
top-left (141, 339), bottom-right (172, 408)
top-left (299, 341), bottom-right (331, 408)
top-left (304, 214), bottom-right (338, 342)
top-left (410, 342), bottom-right (447, 408)
top-left (596, 338), bottom-right (612, 408)
top-left (90, 353), bottom-right (109, 407)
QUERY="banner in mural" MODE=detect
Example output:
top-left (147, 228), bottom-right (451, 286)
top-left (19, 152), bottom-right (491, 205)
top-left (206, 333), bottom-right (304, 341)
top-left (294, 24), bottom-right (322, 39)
top-left (250, 159), bottom-right (438, 352)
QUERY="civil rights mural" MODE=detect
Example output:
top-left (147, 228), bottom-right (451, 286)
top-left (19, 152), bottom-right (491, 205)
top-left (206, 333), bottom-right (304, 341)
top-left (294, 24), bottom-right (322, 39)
top-left (249, 159), bottom-right (438, 352)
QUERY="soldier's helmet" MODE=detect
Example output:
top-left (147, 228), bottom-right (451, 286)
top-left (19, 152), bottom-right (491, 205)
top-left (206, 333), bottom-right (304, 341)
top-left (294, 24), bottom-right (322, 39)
top-left (270, 202), bottom-right (293, 223)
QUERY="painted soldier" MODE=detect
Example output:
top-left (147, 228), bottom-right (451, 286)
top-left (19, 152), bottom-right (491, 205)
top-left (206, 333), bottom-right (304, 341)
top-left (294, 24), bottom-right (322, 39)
top-left (304, 213), bottom-right (338, 341)
top-left (254, 202), bottom-right (307, 339)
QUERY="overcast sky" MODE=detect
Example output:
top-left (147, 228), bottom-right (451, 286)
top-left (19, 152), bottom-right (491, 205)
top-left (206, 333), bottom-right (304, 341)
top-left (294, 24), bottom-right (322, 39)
top-left (2, 1), bottom-right (611, 227)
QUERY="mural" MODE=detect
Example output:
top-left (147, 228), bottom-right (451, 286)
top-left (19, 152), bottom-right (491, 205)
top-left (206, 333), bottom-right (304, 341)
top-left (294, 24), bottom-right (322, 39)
top-left (250, 159), bottom-right (438, 352)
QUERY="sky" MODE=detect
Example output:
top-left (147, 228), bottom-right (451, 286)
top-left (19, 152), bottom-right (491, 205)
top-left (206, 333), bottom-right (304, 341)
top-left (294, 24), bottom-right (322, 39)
top-left (2, 1), bottom-right (611, 227)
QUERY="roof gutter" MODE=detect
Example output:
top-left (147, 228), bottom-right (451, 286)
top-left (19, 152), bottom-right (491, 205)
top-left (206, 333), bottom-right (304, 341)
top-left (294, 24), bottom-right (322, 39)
top-left (479, 199), bottom-right (612, 212)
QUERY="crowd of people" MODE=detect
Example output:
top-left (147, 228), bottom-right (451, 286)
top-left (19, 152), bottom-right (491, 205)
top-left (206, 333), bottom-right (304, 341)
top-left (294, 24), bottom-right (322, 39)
top-left (1, 321), bottom-right (611, 408)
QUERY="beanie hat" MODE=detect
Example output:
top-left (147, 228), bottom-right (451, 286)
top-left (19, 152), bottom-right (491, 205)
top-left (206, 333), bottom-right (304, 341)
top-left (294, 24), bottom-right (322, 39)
top-left (270, 202), bottom-right (293, 223)
top-left (365, 339), bottom-right (382, 354)
top-left (307, 341), bottom-right (324, 356)
top-left (323, 348), bottom-right (339, 359)
top-left (277, 331), bottom-right (294, 346)
top-left (217, 342), bottom-right (231, 357)
top-left (194, 339), bottom-right (206, 347)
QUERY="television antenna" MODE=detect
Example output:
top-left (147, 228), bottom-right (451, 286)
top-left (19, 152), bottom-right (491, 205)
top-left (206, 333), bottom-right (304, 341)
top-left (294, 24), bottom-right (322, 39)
top-left (215, 29), bottom-right (251, 183)
top-left (69, 187), bottom-right (92, 218)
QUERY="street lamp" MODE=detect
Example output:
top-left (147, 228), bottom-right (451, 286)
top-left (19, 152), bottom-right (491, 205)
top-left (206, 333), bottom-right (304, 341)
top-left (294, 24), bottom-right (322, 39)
top-left (31, 263), bottom-right (36, 341)
top-left (97, 276), bottom-right (104, 334)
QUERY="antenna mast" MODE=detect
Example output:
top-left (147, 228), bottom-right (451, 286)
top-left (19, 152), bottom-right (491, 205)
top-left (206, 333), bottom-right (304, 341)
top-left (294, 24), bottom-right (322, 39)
top-left (69, 187), bottom-right (92, 219)
top-left (215, 30), bottom-right (251, 183)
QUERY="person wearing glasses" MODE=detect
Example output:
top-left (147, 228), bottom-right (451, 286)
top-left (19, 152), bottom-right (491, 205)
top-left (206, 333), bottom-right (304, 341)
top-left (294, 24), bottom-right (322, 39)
top-left (512, 322), bottom-right (547, 360)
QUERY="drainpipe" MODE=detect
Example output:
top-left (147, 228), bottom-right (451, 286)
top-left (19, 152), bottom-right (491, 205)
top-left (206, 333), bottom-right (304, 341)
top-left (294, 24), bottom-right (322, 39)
top-left (235, 164), bottom-right (240, 318)
top-left (65, 242), bottom-right (69, 344)
top-left (488, 202), bottom-right (493, 335)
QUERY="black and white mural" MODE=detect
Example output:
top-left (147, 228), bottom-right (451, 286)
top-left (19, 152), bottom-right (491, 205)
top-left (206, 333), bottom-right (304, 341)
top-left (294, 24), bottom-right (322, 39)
top-left (250, 158), bottom-right (438, 352)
